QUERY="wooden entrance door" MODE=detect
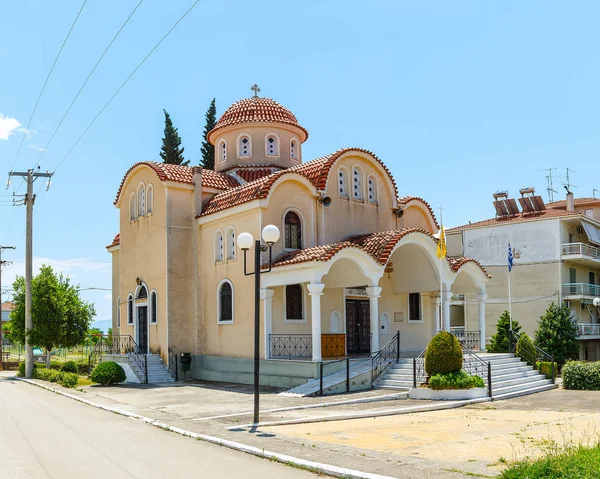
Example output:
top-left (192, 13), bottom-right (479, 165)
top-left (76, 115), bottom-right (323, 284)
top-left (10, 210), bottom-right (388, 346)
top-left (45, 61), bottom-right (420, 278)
top-left (137, 306), bottom-right (148, 353)
top-left (346, 299), bottom-right (371, 354)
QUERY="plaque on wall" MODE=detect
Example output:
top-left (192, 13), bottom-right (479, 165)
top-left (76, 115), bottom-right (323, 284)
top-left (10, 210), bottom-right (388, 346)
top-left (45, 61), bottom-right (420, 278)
top-left (344, 287), bottom-right (368, 298)
top-left (394, 312), bottom-right (403, 322)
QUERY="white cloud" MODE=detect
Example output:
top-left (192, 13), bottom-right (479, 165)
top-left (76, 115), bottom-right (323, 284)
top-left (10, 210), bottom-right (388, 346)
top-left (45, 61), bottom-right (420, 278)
top-left (0, 114), bottom-right (22, 140)
top-left (28, 144), bottom-right (44, 152)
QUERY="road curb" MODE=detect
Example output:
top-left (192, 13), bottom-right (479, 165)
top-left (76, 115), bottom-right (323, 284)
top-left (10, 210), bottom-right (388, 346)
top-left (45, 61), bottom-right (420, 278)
top-left (17, 378), bottom-right (395, 479)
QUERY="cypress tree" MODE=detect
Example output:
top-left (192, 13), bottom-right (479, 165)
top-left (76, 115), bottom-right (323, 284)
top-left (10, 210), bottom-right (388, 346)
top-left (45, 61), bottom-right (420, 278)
top-left (535, 302), bottom-right (579, 366)
top-left (160, 109), bottom-right (188, 166)
top-left (487, 311), bottom-right (521, 353)
top-left (200, 98), bottom-right (216, 169)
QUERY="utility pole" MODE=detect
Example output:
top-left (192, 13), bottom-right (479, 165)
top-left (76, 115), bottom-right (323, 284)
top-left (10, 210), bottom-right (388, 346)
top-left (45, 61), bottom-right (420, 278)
top-left (0, 245), bottom-right (15, 371)
top-left (8, 168), bottom-right (52, 378)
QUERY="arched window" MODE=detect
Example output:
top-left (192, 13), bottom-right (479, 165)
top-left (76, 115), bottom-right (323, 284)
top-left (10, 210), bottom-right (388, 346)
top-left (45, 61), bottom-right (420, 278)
top-left (285, 284), bottom-right (304, 321)
top-left (266, 134), bottom-right (279, 156)
top-left (218, 139), bottom-right (227, 163)
top-left (137, 285), bottom-right (147, 299)
top-left (150, 291), bottom-right (157, 324)
top-left (238, 135), bottom-right (251, 157)
top-left (117, 296), bottom-right (121, 328)
top-left (284, 211), bottom-right (302, 249)
top-left (218, 280), bottom-right (233, 323)
top-left (380, 312), bottom-right (390, 334)
top-left (329, 311), bottom-right (342, 333)
top-left (352, 167), bottom-right (363, 200)
top-left (129, 193), bottom-right (137, 222)
top-left (138, 183), bottom-right (146, 217)
top-left (367, 175), bottom-right (377, 204)
top-left (146, 184), bottom-right (153, 214)
top-left (338, 167), bottom-right (348, 197)
top-left (226, 227), bottom-right (236, 260)
top-left (290, 139), bottom-right (298, 160)
top-left (127, 294), bottom-right (134, 325)
top-left (215, 231), bottom-right (224, 261)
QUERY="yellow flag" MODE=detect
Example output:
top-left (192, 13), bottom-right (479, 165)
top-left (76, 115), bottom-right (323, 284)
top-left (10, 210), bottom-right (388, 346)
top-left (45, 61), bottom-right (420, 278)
top-left (436, 226), bottom-right (446, 259)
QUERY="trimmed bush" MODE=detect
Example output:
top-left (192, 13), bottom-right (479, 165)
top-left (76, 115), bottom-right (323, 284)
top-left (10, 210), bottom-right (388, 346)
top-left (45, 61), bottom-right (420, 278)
top-left (18, 362), bottom-right (46, 377)
top-left (536, 361), bottom-right (557, 380)
top-left (60, 361), bottom-right (78, 373)
top-left (48, 360), bottom-right (62, 370)
top-left (425, 331), bottom-right (463, 376)
top-left (516, 333), bottom-right (536, 366)
top-left (91, 361), bottom-right (126, 385)
top-left (36, 368), bottom-right (59, 382)
top-left (562, 361), bottom-right (600, 390)
top-left (429, 370), bottom-right (485, 390)
top-left (59, 372), bottom-right (78, 388)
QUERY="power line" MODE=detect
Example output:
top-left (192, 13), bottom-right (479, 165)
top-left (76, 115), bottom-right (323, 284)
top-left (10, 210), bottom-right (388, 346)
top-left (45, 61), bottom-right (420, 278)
top-left (9, 0), bottom-right (88, 173)
top-left (51, 0), bottom-right (201, 174)
top-left (33, 0), bottom-right (145, 170)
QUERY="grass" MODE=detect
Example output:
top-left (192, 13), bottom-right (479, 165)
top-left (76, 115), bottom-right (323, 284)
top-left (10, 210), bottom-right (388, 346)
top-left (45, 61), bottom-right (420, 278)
top-left (77, 377), bottom-right (93, 387)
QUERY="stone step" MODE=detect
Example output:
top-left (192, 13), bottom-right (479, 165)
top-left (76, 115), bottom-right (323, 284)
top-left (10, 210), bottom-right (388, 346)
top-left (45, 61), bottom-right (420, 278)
top-left (492, 383), bottom-right (557, 401)
top-left (492, 378), bottom-right (552, 395)
top-left (492, 375), bottom-right (549, 389)
top-left (491, 369), bottom-right (540, 381)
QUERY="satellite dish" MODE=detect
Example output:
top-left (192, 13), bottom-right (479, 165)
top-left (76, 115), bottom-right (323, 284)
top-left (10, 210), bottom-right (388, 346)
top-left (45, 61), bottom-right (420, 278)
top-left (593, 298), bottom-right (600, 307)
top-left (319, 196), bottom-right (332, 207)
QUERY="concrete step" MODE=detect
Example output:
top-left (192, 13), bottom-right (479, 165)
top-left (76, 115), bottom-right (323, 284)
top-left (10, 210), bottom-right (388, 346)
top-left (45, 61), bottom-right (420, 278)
top-left (492, 375), bottom-right (550, 389)
top-left (492, 378), bottom-right (552, 395)
top-left (491, 369), bottom-right (540, 381)
top-left (493, 383), bottom-right (558, 400)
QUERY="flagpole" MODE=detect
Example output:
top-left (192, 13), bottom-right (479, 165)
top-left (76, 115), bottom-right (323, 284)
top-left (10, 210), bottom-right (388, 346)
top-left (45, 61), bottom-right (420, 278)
top-left (508, 241), bottom-right (513, 331)
top-left (439, 206), bottom-right (444, 332)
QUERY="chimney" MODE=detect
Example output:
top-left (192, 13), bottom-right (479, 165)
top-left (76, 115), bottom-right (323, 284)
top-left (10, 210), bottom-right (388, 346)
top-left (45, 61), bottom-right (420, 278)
top-left (565, 186), bottom-right (574, 212)
top-left (193, 166), bottom-right (203, 217)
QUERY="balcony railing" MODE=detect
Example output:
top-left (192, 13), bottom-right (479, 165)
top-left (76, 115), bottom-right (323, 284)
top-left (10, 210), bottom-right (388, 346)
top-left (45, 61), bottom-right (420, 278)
top-left (268, 333), bottom-right (372, 359)
top-left (562, 283), bottom-right (600, 297)
top-left (562, 242), bottom-right (600, 261)
top-left (577, 323), bottom-right (600, 337)
top-left (450, 328), bottom-right (481, 350)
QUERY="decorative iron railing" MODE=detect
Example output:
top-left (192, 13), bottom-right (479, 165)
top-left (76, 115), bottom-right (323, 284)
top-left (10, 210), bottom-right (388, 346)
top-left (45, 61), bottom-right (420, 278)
top-left (562, 242), bottom-right (600, 260)
top-left (412, 347), bottom-right (427, 388)
top-left (168, 347), bottom-right (178, 382)
top-left (508, 329), bottom-right (555, 383)
top-left (371, 332), bottom-right (400, 383)
top-left (578, 323), bottom-right (600, 337)
top-left (89, 335), bottom-right (148, 383)
top-left (451, 329), bottom-right (481, 350)
top-left (562, 283), bottom-right (600, 297)
top-left (269, 334), bottom-right (312, 359)
top-left (462, 344), bottom-right (492, 398)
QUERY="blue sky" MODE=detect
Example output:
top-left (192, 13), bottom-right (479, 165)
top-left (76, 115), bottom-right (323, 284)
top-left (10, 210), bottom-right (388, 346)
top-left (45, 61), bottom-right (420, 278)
top-left (1, 1), bottom-right (599, 323)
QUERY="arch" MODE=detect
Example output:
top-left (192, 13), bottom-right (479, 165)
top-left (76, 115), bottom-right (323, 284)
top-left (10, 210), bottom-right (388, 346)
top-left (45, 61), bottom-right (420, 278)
top-left (218, 139), bottom-right (227, 163)
top-left (146, 184), bottom-right (154, 214)
top-left (284, 284), bottom-right (305, 322)
top-left (367, 174), bottom-right (377, 204)
top-left (129, 193), bottom-right (137, 222)
top-left (237, 133), bottom-right (252, 158)
top-left (150, 290), bottom-right (157, 324)
top-left (117, 296), bottom-right (121, 328)
top-left (329, 311), bottom-right (343, 333)
top-left (265, 133), bottom-right (280, 156)
top-left (283, 209), bottom-right (303, 250)
top-left (451, 261), bottom-right (489, 294)
top-left (137, 182), bottom-right (146, 216)
top-left (226, 226), bottom-right (236, 260)
top-left (379, 312), bottom-right (390, 334)
top-left (337, 166), bottom-right (349, 198)
top-left (217, 279), bottom-right (234, 324)
top-left (127, 293), bottom-right (134, 325)
top-left (290, 138), bottom-right (299, 161)
top-left (215, 230), bottom-right (224, 261)
top-left (352, 165), bottom-right (364, 201)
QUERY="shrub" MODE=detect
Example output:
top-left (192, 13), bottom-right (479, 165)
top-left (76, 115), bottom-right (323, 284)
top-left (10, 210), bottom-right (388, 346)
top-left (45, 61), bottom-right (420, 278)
top-left (534, 302), bottom-right (579, 367)
top-left (425, 331), bottom-right (463, 376)
top-left (488, 311), bottom-right (521, 353)
top-left (429, 370), bottom-right (485, 390)
top-left (48, 360), bottom-right (62, 370)
top-left (562, 361), bottom-right (600, 390)
top-left (536, 361), bottom-right (557, 380)
top-left (76, 360), bottom-right (91, 376)
top-left (91, 361), bottom-right (126, 385)
top-left (516, 333), bottom-right (537, 366)
top-left (60, 361), bottom-right (78, 373)
top-left (18, 362), bottom-right (46, 377)
top-left (38, 369), bottom-right (59, 382)
top-left (59, 372), bottom-right (79, 388)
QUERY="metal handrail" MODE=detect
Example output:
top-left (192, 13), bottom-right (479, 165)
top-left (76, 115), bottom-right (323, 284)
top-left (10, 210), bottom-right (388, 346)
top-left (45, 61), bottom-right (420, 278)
top-left (461, 343), bottom-right (492, 398)
top-left (412, 347), bottom-right (427, 388)
top-left (508, 329), bottom-right (555, 384)
top-left (451, 329), bottom-right (481, 350)
top-left (89, 335), bottom-right (148, 384)
top-left (371, 332), bottom-right (400, 384)
top-left (562, 242), bottom-right (600, 260)
top-left (168, 347), bottom-right (178, 382)
top-left (578, 323), bottom-right (600, 337)
top-left (562, 283), bottom-right (600, 297)
top-left (319, 357), bottom-right (351, 396)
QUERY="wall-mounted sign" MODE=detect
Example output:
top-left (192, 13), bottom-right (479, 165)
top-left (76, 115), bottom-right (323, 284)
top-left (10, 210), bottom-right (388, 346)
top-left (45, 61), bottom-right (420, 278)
top-left (394, 312), bottom-right (403, 322)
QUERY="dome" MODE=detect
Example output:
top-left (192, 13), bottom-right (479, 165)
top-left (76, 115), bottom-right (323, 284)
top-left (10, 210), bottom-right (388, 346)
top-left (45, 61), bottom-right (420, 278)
top-left (208, 97), bottom-right (308, 144)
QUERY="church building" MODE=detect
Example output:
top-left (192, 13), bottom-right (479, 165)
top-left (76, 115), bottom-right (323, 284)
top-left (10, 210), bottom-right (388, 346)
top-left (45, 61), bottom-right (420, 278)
top-left (107, 91), bottom-right (489, 386)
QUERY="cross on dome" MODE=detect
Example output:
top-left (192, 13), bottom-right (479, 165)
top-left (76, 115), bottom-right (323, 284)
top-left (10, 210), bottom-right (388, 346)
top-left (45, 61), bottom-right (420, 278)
top-left (251, 84), bottom-right (261, 97)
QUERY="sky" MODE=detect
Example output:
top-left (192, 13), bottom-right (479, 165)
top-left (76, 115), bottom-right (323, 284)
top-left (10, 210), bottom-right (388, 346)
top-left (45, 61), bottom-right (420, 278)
top-left (1, 1), bottom-right (599, 323)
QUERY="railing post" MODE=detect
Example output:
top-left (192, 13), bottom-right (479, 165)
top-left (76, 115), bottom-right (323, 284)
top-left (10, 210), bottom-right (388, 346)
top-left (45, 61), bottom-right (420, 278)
top-left (551, 357), bottom-right (555, 384)
top-left (175, 354), bottom-right (178, 382)
top-left (319, 361), bottom-right (324, 396)
top-left (396, 332), bottom-right (400, 363)
top-left (144, 354), bottom-right (148, 384)
top-left (346, 358), bottom-right (350, 392)
top-left (487, 362), bottom-right (492, 399)
top-left (413, 357), bottom-right (417, 388)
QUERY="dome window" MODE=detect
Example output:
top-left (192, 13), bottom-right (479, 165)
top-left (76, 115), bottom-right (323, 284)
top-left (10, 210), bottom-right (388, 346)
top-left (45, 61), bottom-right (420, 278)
top-left (368, 175), bottom-right (377, 204)
top-left (266, 135), bottom-right (279, 156)
top-left (338, 167), bottom-right (348, 198)
top-left (352, 167), bottom-right (363, 201)
top-left (290, 139), bottom-right (298, 161)
top-left (218, 140), bottom-right (227, 163)
top-left (238, 135), bottom-right (251, 157)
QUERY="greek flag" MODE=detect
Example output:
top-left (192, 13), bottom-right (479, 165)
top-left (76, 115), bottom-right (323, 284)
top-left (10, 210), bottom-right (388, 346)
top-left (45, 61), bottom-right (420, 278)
top-left (508, 242), bottom-right (514, 272)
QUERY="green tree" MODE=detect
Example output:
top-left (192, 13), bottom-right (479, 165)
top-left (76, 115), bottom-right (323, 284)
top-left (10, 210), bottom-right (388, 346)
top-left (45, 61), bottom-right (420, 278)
top-left (534, 302), bottom-right (579, 366)
top-left (160, 109), bottom-right (188, 166)
top-left (200, 98), bottom-right (216, 169)
top-left (10, 265), bottom-right (95, 368)
top-left (88, 327), bottom-right (103, 345)
top-left (487, 311), bottom-right (521, 353)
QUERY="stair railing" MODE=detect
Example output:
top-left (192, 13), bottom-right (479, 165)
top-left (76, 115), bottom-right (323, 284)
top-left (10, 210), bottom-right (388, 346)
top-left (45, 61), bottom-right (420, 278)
top-left (412, 347), bottom-right (427, 388)
top-left (508, 330), bottom-right (555, 384)
top-left (168, 347), bottom-right (178, 382)
top-left (462, 343), bottom-right (493, 398)
top-left (371, 332), bottom-right (400, 384)
top-left (88, 335), bottom-right (148, 383)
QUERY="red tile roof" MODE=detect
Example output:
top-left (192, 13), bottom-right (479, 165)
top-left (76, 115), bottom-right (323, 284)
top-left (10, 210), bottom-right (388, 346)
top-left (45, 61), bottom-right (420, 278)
top-left (547, 197), bottom-right (600, 209)
top-left (448, 209), bottom-right (583, 232)
top-left (269, 229), bottom-right (489, 278)
top-left (114, 162), bottom-right (238, 205)
top-left (235, 168), bottom-right (277, 183)
top-left (398, 196), bottom-right (440, 228)
top-left (201, 148), bottom-right (399, 217)
top-left (207, 97), bottom-right (308, 143)
top-left (106, 233), bottom-right (120, 249)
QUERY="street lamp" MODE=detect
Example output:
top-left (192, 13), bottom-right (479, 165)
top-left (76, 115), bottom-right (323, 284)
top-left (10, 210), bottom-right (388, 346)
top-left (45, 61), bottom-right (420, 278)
top-left (238, 224), bottom-right (280, 426)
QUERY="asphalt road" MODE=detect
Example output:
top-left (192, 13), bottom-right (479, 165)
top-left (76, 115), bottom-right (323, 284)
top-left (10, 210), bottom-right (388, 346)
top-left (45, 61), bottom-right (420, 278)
top-left (0, 375), bottom-right (318, 479)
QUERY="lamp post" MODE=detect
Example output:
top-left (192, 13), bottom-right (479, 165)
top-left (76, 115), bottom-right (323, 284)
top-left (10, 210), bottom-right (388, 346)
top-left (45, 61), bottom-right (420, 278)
top-left (238, 224), bottom-right (280, 426)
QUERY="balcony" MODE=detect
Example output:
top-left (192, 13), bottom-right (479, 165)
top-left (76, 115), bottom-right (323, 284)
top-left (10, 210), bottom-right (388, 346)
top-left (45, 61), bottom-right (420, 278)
top-left (577, 323), bottom-right (600, 339)
top-left (561, 242), bottom-right (600, 266)
top-left (562, 283), bottom-right (600, 300)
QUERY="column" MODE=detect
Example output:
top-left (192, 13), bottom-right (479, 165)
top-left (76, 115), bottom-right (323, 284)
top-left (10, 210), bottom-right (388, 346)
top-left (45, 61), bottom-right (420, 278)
top-left (307, 283), bottom-right (325, 362)
top-left (442, 291), bottom-right (452, 332)
top-left (431, 296), bottom-right (441, 336)
top-left (366, 286), bottom-right (382, 353)
top-left (260, 289), bottom-right (275, 359)
top-left (477, 293), bottom-right (487, 351)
